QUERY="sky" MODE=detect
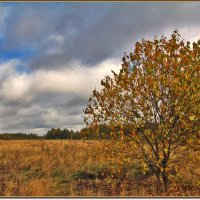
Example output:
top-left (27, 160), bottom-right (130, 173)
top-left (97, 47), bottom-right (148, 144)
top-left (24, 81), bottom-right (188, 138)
top-left (0, 2), bottom-right (199, 135)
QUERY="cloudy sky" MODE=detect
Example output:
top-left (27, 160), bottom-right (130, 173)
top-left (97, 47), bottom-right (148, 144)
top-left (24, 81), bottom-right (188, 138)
top-left (0, 2), bottom-right (199, 135)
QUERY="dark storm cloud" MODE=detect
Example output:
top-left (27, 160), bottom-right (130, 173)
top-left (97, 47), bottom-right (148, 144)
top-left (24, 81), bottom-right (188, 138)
top-left (8, 2), bottom-right (199, 70)
top-left (32, 93), bottom-right (88, 117)
top-left (0, 92), bottom-right (86, 131)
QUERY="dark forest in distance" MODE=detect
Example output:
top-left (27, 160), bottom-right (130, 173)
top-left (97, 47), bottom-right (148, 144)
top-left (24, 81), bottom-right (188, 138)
top-left (0, 125), bottom-right (112, 140)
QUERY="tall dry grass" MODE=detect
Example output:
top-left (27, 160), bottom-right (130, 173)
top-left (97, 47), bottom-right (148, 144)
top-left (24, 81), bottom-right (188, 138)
top-left (0, 140), bottom-right (199, 196)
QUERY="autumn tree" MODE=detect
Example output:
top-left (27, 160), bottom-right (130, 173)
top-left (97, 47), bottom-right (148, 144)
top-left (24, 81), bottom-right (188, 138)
top-left (84, 31), bottom-right (200, 193)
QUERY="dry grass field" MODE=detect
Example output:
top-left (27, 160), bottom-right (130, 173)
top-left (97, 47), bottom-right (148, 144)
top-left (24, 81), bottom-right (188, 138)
top-left (0, 140), bottom-right (199, 197)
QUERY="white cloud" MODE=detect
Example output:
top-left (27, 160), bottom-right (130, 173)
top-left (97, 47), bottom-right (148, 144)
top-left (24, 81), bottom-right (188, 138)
top-left (1, 74), bottom-right (31, 101)
top-left (0, 59), bottom-right (18, 80)
top-left (46, 34), bottom-right (65, 55)
top-left (0, 58), bottom-right (121, 102)
top-left (48, 34), bottom-right (64, 44)
top-left (30, 58), bottom-right (121, 96)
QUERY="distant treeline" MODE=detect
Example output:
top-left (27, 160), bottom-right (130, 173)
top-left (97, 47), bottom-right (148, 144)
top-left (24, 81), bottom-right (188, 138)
top-left (44, 124), bottom-right (112, 140)
top-left (0, 125), bottom-right (113, 140)
top-left (0, 133), bottom-right (42, 140)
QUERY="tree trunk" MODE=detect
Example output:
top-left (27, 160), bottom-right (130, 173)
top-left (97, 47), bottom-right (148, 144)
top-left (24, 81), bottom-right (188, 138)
top-left (156, 167), bottom-right (161, 194)
top-left (162, 169), bottom-right (169, 194)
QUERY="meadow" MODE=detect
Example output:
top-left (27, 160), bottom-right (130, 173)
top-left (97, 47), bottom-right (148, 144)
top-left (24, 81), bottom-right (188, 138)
top-left (0, 140), bottom-right (199, 197)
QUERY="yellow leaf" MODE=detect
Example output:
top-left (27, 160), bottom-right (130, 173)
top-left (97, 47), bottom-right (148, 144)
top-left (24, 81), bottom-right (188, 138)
top-left (164, 148), bottom-right (168, 153)
top-left (189, 116), bottom-right (195, 121)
